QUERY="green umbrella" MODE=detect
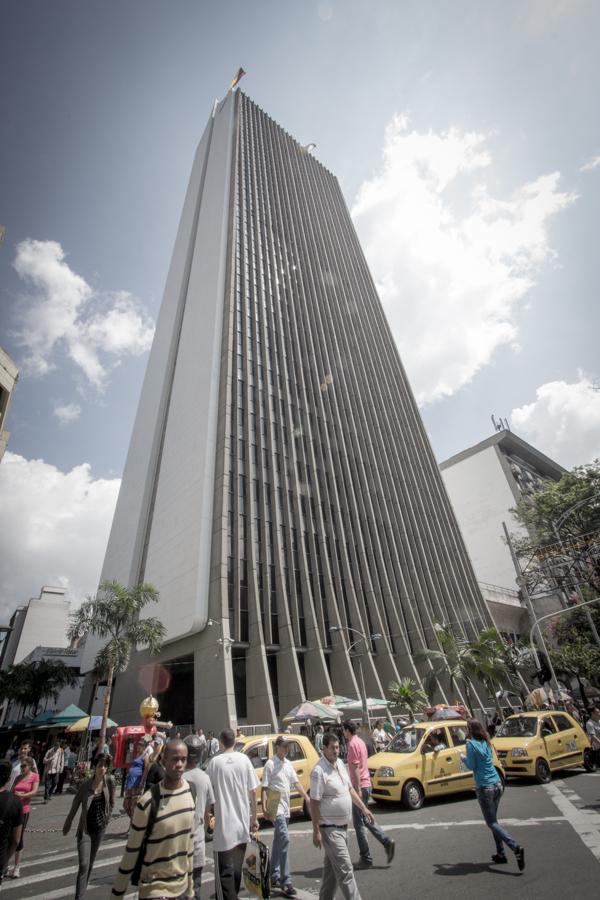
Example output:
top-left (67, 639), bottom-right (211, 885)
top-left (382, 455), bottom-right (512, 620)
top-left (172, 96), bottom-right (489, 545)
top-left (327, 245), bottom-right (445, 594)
top-left (50, 704), bottom-right (88, 725)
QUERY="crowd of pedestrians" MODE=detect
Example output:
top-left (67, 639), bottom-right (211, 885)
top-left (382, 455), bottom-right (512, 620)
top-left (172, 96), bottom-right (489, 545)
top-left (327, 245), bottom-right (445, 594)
top-left (8, 702), bottom-right (600, 897)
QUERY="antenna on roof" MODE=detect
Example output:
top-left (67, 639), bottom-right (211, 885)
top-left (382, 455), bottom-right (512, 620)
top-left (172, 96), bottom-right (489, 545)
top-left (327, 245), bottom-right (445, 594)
top-left (491, 414), bottom-right (510, 433)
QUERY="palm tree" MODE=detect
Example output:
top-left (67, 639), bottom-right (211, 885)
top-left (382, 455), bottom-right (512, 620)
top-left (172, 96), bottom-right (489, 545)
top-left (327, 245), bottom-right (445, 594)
top-left (468, 628), bottom-right (513, 715)
top-left (68, 580), bottom-right (166, 752)
top-left (415, 623), bottom-right (479, 711)
top-left (387, 677), bottom-right (428, 722)
top-left (0, 659), bottom-right (78, 719)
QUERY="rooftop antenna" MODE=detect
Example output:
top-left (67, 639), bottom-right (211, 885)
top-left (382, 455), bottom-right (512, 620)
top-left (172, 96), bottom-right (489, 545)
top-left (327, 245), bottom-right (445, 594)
top-left (491, 414), bottom-right (510, 433)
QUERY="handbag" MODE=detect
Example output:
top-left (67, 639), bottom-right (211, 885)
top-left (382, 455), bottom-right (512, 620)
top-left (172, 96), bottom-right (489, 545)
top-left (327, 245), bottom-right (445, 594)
top-left (243, 833), bottom-right (271, 899)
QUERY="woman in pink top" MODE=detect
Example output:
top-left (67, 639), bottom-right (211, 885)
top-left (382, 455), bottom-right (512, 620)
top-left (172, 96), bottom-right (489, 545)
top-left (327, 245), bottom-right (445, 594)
top-left (9, 756), bottom-right (39, 878)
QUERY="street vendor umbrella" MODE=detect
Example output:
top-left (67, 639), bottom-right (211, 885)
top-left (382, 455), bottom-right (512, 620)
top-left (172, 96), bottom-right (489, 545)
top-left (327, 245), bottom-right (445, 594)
top-left (319, 695), bottom-right (356, 707)
top-left (66, 715), bottom-right (118, 732)
top-left (51, 704), bottom-right (87, 725)
top-left (336, 697), bottom-right (390, 711)
top-left (431, 706), bottom-right (465, 720)
top-left (282, 701), bottom-right (340, 722)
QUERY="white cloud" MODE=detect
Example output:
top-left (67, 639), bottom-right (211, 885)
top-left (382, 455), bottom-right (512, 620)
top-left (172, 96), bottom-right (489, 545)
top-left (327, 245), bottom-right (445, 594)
top-left (0, 452), bottom-right (120, 622)
top-left (352, 115), bottom-right (577, 404)
top-left (511, 375), bottom-right (600, 467)
top-left (580, 155), bottom-right (600, 173)
top-left (12, 239), bottom-right (155, 389)
top-left (53, 402), bottom-right (82, 424)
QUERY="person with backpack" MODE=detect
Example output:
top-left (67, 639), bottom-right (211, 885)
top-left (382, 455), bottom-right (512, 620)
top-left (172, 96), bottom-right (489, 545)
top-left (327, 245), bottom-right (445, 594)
top-left (111, 739), bottom-right (195, 899)
top-left (63, 753), bottom-right (115, 899)
top-left (461, 719), bottom-right (525, 871)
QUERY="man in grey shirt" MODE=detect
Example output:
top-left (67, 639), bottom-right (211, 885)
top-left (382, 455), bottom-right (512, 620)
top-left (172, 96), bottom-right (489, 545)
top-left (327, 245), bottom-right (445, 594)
top-left (184, 735), bottom-right (215, 900)
top-left (310, 732), bottom-right (375, 900)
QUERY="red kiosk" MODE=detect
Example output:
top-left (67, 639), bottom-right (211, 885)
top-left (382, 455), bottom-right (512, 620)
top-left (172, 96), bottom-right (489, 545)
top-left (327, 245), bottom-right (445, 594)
top-left (112, 695), bottom-right (172, 769)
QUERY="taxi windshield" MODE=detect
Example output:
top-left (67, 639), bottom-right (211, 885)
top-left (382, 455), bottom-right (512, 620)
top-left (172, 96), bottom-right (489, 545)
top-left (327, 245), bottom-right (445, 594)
top-left (495, 717), bottom-right (538, 738)
top-left (387, 728), bottom-right (423, 753)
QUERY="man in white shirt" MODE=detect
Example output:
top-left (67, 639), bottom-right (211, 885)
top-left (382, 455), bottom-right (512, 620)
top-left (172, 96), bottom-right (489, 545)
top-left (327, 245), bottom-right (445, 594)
top-left (206, 728), bottom-right (259, 899)
top-left (310, 732), bottom-right (376, 900)
top-left (43, 740), bottom-right (64, 802)
top-left (184, 734), bottom-right (215, 900)
top-left (206, 731), bottom-right (220, 760)
top-left (261, 736), bottom-right (309, 897)
top-left (586, 707), bottom-right (600, 765)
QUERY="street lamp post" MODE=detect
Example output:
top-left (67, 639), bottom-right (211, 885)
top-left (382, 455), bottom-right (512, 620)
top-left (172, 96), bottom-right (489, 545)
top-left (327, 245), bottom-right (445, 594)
top-left (329, 625), bottom-right (382, 727)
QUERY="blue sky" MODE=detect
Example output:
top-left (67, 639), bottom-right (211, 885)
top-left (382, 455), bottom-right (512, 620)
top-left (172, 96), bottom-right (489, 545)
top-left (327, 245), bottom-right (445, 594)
top-left (1, 0), bottom-right (599, 618)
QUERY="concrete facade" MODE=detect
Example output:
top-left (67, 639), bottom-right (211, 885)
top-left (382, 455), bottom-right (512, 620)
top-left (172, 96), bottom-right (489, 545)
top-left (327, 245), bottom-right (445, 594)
top-left (0, 347), bottom-right (19, 462)
top-left (84, 90), bottom-right (492, 731)
top-left (0, 585), bottom-right (71, 669)
top-left (440, 430), bottom-right (566, 635)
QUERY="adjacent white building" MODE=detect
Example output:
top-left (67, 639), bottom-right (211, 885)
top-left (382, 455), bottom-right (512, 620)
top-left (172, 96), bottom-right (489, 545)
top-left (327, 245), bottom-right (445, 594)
top-left (0, 347), bottom-right (19, 462)
top-left (0, 585), bottom-right (72, 669)
top-left (440, 429), bottom-right (565, 635)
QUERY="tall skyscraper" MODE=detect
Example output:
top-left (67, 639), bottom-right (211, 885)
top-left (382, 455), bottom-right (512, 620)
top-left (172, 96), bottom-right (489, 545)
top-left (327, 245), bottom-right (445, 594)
top-left (81, 90), bottom-right (490, 729)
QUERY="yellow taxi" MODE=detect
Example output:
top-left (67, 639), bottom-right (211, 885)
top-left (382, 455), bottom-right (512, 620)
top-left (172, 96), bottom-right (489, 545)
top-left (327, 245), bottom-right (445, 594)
top-left (234, 733), bottom-right (319, 818)
top-left (369, 719), bottom-right (505, 810)
top-left (491, 710), bottom-right (595, 783)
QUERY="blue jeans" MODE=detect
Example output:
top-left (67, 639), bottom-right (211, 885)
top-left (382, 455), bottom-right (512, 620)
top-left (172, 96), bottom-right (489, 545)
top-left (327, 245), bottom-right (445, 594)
top-left (271, 815), bottom-right (291, 886)
top-left (352, 786), bottom-right (391, 863)
top-left (476, 783), bottom-right (518, 855)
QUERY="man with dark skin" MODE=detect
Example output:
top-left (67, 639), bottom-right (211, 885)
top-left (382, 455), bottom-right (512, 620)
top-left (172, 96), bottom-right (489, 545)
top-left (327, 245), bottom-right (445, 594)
top-left (112, 740), bottom-right (195, 899)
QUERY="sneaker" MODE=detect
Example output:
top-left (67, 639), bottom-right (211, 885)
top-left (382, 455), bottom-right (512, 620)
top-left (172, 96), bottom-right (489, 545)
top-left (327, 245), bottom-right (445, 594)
top-left (491, 853), bottom-right (508, 864)
top-left (10, 866), bottom-right (20, 879)
top-left (354, 859), bottom-right (373, 869)
top-left (271, 876), bottom-right (280, 888)
top-left (515, 846), bottom-right (525, 871)
top-left (385, 840), bottom-right (395, 864)
top-left (281, 886), bottom-right (297, 898)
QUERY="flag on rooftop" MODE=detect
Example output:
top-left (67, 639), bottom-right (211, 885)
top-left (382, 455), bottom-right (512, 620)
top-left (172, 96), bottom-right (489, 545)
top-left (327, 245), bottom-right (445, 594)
top-left (230, 67), bottom-right (246, 89)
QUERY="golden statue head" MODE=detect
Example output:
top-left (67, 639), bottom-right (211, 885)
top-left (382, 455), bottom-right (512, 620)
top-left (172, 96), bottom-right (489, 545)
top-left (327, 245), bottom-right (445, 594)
top-left (140, 695), bottom-right (160, 719)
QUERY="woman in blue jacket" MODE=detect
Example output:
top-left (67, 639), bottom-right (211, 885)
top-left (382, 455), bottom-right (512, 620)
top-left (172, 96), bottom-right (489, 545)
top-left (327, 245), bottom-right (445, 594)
top-left (461, 719), bottom-right (525, 870)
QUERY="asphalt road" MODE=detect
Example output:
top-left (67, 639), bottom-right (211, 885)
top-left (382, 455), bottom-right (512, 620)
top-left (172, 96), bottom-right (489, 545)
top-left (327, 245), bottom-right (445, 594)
top-left (4, 767), bottom-right (600, 899)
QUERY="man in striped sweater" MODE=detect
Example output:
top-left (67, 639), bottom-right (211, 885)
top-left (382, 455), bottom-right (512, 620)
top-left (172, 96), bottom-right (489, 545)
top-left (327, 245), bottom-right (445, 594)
top-left (112, 740), bottom-right (194, 899)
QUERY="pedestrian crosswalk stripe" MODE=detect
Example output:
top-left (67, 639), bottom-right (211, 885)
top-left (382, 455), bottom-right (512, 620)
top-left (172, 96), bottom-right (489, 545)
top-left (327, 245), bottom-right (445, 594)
top-left (16, 839), bottom-right (127, 871)
top-left (0, 854), bottom-right (124, 890)
top-left (11, 873), bottom-right (216, 900)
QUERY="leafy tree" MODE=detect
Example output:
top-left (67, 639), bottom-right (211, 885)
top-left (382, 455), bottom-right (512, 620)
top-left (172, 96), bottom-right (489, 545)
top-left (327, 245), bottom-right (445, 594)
top-left (68, 580), bottom-right (166, 751)
top-left (548, 607), bottom-right (600, 706)
top-left (511, 460), bottom-right (600, 547)
top-left (387, 677), bottom-right (428, 722)
top-left (0, 659), bottom-right (78, 718)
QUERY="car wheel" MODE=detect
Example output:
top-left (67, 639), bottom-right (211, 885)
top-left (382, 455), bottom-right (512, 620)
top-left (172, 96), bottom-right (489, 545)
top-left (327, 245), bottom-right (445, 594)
top-left (535, 757), bottom-right (552, 784)
top-left (401, 779), bottom-right (425, 810)
top-left (583, 747), bottom-right (597, 773)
